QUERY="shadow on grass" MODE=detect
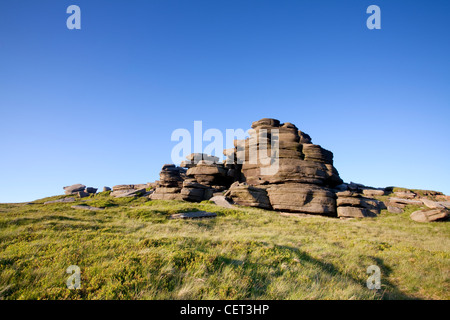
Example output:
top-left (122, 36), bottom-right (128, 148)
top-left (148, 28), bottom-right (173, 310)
top-left (282, 245), bottom-right (418, 300)
top-left (214, 244), bottom-right (418, 300)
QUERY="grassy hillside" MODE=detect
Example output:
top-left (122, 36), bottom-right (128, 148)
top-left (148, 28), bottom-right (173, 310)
top-left (0, 192), bottom-right (448, 300)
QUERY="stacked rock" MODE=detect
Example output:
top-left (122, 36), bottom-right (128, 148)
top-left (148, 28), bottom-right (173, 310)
top-left (111, 184), bottom-right (147, 198)
top-left (180, 153), bottom-right (233, 202)
top-left (150, 164), bottom-right (186, 200)
top-left (227, 118), bottom-right (343, 216)
top-left (336, 190), bottom-right (386, 219)
top-left (63, 184), bottom-right (86, 195)
top-left (63, 184), bottom-right (98, 198)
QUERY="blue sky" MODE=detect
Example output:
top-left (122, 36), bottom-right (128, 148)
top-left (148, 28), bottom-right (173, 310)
top-left (0, 0), bottom-right (449, 203)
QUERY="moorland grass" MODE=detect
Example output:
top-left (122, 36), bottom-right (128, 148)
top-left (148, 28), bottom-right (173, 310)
top-left (0, 192), bottom-right (448, 300)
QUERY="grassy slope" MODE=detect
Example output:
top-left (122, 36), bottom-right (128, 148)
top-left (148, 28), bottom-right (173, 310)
top-left (0, 192), bottom-right (448, 300)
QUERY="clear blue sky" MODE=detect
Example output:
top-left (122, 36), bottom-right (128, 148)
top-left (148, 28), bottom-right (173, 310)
top-left (1, 0), bottom-right (449, 203)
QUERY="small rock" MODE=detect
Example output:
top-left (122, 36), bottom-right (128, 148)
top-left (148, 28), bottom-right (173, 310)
top-left (103, 186), bottom-right (112, 192)
top-left (44, 197), bottom-right (76, 205)
top-left (63, 184), bottom-right (86, 195)
top-left (77, 191), bottom-right (90, 198)
top-left (209, 195), bottom-right (234, 208)
top-left (387, 206), bottom-right (403, 214)
top-left (170, 211), bottom-right (217, 219)
top-left (85, 187), bottom-right (98, 194)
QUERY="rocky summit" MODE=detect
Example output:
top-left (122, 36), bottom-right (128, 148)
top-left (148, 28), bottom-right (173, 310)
top-left (63, 118), bottom-right (450, 222)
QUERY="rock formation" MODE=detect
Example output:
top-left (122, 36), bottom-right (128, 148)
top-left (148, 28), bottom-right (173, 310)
top-left (150, 164), bottom-right (185, 200)
top-left (111, 184), bottom-right (147, 198)
top-left (336, 191), bottom-right (385, 219)
top-left (148, 118), bottom-right (348, 217)
top-left (60, 118), bottom-right (449, 222)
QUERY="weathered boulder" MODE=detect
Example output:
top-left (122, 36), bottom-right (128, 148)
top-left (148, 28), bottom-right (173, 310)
top-left (85, 187), bottom-right (98, 194)
top-left (77, 191), bottom-right (90, 198)
top-left (242, 158), bottom-right (329, 186)
top-left (336, 191), bottom-right (384, 219)
top-left (394, 190), bottom-right (416, 199)
top-left (387, 197), bottom-right (423, 208)
top-left (224, 182), bottom-right (271, 209)
top-left (180, 187), bottom-right (207, 202)
top-left (362, 189), bottom-right (385, 197)
top-left (113, 188), bottom-right (146, 198)
top-left (387, 206), bottom-right (403, 214)
top-left (421, 199), bottom-right (446, 209)
top-left (337, 207), bottom-right (377, 219)
top-left (150, 164), bottom-right (186, 200)
top-left (410, 208), bottom-right (449, 222)
top-left (151, 165), bottom-right (185, 199)
top-left (209, 195), bottom-right (234, 208)
top-left (266, 183), bottom-right (336, 216)
top-left (438, 201), bottom-right (450, 209)
top-left (63, 184), bottom-right (86, 195)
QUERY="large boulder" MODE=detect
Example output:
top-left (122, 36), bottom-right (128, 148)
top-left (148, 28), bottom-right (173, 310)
top-left (209, 195), bottom-right (234, 208)
top-left (224, 182), bottom-right (271, 209)
top-left (85, 187), bottom-right (98, 194)
top-left (410, 208), bottom-right (449, 222)
top-left (266, 183), bottom-right (336, 216)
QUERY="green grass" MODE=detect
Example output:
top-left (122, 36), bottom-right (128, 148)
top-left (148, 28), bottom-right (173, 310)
top-left (0, 193), bottom-right (449, 300)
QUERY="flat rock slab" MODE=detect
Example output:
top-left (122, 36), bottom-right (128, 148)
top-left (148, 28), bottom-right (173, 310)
top-left (170, 211), bottom-right (217, 220)
top-left (279, 212), bottom-right (315, 218)
top-left (388, 198), bottom-right (423, 206)
top-left (112, 188), bottom-right (146, 198)
top-left (44, 197), bottom-right (76, 205)
top-left (438, 201), bottom-right (450, 209)
top-left (71, 205), bottom-right (105, 211)
top-left (209, 196), bottom-right (234, 208)
top-left (421, 199), bottom-right (446, 209)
